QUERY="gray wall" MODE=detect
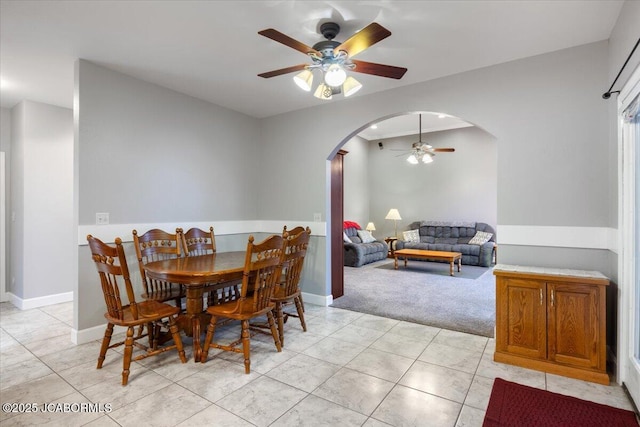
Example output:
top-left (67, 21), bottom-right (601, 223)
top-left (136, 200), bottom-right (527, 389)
top-left (342, 135), bottom-right (370, 227)
top-left (10, 101), bottom-right (74, 299)
top-left (77, 60), bottom-right (261, 225)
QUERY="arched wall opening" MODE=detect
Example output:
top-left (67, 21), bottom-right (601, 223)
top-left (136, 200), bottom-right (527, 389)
top-left (327, 111), bottom-right (497, 300)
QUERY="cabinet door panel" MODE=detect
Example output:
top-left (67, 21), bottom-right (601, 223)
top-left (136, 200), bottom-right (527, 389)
top-left (548, 282), bottom-right (600, 369)
top-left (497, 277), bottom-right (547, 359)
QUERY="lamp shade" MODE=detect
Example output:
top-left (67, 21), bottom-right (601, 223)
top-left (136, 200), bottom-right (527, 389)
top-left (365, 222), bottom-right (376, 231)
top-left (407, 154), bottom-right (419, 164)
top-left (293, 69), bottom-right (313, 91)
top-left (314, 83), bottom-right (333, 100)
top-left (422, 153), bottom-right (434, 164)
top-left (385, 209), bottom-right (401, 220)
top-left (343, 76), bottom-right (362, 97)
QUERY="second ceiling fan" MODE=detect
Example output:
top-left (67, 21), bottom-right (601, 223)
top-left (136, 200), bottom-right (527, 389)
top-left (394, 114), bottom-right (456, 164)
top-left (258, 21), bottom-right (407, 99)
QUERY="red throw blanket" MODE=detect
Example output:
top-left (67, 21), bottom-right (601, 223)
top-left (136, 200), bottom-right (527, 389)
top-left (343, 221), bottom-right (361, 230)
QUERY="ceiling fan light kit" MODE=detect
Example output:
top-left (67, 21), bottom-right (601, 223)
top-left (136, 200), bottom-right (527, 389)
top-left (258, 21), bottom-right (407, 100)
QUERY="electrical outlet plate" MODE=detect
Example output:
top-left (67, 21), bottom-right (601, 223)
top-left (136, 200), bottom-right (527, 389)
top-left (96, 212), bottom-right (109, 225)
top-left (313, 213), bottom-right (321, 222)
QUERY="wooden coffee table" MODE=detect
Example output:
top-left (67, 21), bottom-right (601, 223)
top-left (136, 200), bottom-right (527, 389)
top-left (394, 249), bottom-right (462, 276)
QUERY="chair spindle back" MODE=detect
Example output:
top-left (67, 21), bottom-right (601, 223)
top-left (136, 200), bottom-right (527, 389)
top-left (132, 228), bottom-right (181, 296)
top-left (241, 235), bottom-right (284, 313)
top-left (180, 226), bottom-right (216, 256)
top-left (87, 235), bottom-right (138, 321)
top-left (281, 227), bottom-right (311, 297)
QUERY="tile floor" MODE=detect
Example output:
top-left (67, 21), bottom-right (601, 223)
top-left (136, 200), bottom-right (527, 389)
top-left (0, 301), bottom-right (637, 426)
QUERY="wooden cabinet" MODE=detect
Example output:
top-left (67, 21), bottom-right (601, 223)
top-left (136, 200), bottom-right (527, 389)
top-left (494, 265), bottom-right (609, 385)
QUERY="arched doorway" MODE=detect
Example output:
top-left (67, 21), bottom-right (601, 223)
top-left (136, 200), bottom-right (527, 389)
top-left (329, 111), bottom-right (497, 300)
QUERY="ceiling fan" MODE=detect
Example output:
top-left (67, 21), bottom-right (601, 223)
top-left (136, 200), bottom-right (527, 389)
top-left (257, 22), bottom-right (407, 99)
top-left (393, 114), bottom-right (456, 164)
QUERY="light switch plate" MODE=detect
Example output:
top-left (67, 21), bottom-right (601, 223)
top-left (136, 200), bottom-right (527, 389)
top-left (96, 212), bottom-right (109, 225)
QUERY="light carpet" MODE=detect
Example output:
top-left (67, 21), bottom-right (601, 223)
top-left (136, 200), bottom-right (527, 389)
top-left (375, 259), bottom-right (488, 280)
top-left (331, 260), bottom-right (496, 337)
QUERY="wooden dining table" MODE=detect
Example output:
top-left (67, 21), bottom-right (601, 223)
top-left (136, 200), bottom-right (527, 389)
top-left (143, 251), bottom-right (247, 362)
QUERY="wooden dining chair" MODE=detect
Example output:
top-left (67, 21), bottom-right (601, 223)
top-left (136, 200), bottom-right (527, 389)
top-left (132, 228), bottom-right (185, 308)
top-left (281, 225), bottom-right (307, 311)
top-left (200, 234), bottom-right (284, 373)
top-left (282, 225), bottom-right (305, 238)
top-left (179, 226), bottom-right (216, 256)
top-left (179, 226), bottom-right (240, 305)
top-left (87, 235), bottom-right (186, 385)
top-left (273, 227), bottom-right (310, 346)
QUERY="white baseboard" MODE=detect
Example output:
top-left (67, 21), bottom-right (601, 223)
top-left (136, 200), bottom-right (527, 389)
top-left (7, 291), bottom-right (73, 310)
top-left (72, 323), bottom-right (128, 345)
top-left (301, 292), bottom-right (332, 307)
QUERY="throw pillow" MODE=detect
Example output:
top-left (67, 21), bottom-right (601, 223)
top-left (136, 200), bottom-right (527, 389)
top-left (469, 231), bottom-right (493, 245)
top-left (357, 229), bottom-right (376, 243)
top-left (403, 229), bottom-right (420, 243)
top-left (343, 231), bottom-right (352, 243)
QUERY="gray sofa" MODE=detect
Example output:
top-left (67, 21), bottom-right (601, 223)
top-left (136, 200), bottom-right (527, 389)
top-left (343, 227), bottom-right (388, 267)
top-left (395, 221), bottom-right (496, 267)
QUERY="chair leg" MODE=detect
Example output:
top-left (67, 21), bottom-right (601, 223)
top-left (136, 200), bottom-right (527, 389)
top-left (275, 302), bottom-right (285, 347)
top-left (241, 320), bottom-right (251, 374)
top-left (168, 316), bottom-right (187, 363)
top-left (266, 311), bottom-right (282, 353)
top-left (201, 316), bottom-right (218, 363)
top-left (146, 322), bottom-right (156, 350)
top-left (294, 296), bottom-right (307, 332)
top-left (298, 293), bottom-right (305, 312)
top-left (122, 326), bottom-right (135, 386)
top-left (97, 323), bottom-right (114, 369)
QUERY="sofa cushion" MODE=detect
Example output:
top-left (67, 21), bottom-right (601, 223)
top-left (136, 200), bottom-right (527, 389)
top-left (357, 229), bottom-right (376, 243)
top-left (469, 231), bottom-right (493, 245)
top-left (403, 229), bottom-right (420, 243)
top-left (420, 235), bottom-right (435, 244)
top-left (434, 237), bottom-right (457, 245)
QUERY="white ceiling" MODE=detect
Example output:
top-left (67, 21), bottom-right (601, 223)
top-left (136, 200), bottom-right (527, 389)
top-left (358, 112), bottom-right (473, 141)
top-left (0, 0), bottom-right (623, 139)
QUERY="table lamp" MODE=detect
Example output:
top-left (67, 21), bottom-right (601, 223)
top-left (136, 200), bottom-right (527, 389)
top-left (385, 209), bottom-right (402, 237)
top-left (365, 222), bottom-right (376, 237)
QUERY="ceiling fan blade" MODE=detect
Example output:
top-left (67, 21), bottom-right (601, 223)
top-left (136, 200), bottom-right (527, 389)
top-left (333, 23), bottom-right (391, 58)
top-left (258, 64), bottom-right (308, 78)
top-left (351, 59), bottom-right (407, 79)
top-left (432, 148), bottom-right (455, 152)
top-left (258, 28), bottom-right (322, 57)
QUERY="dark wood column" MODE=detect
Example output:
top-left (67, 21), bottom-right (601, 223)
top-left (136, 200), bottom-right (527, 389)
top-left (330, 149), bottom-right (347, 299)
